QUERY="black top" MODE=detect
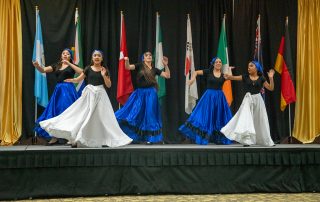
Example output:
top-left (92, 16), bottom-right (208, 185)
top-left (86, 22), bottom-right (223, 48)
top-left (51, 63), bottom-right (76, 83)
top-left (203, 69), bottom-right (225, 90)
top-left (84, 66), bottom-right (109, 86)
top-left (242, 74), bottom-right (266, 94)
top-left (134, 63), bottom-right (162, 88)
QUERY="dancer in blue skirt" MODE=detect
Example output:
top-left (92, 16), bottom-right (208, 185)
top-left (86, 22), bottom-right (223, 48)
top-left (33, 48), bottom-right (83, 145)
top-left (179, 57), bottom-right (232, 145)
top-left (115, 51), bottom-right (170, 144)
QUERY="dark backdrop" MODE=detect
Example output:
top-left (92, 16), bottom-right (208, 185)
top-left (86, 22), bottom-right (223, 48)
top-left (21, 0), bottom-right (297, 143)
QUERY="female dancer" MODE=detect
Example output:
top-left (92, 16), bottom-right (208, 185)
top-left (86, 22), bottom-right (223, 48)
top-left (40, 50), bottom-right (132, 147)
top-left (115, 51), bottom-right (170, 144)
top-left (33, 48), bottom-right (82, 145)
top-left (179, 57), bottom-right (232, 145)
top-left (221, 61), bottom-right (275, 146)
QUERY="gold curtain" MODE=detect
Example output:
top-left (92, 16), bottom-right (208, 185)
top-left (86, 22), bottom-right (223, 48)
top-left (0, 0), bottom-right (22, 145)
top-left (293, 0), bottom-right (320, 143)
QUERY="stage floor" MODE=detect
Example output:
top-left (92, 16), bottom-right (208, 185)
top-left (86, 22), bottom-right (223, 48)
top-left (2, 143), bottom-right (320, 151)
top-left (1, 144), bottom-right (320, 200)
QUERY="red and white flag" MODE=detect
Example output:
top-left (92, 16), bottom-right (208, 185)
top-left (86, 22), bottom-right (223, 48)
top-left (117, 12), bottom-right (133, 105)
top-left (184, 15), bottom-right (198, 114)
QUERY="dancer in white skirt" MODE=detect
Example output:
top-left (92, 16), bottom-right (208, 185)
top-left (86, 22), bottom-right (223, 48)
top-left (40, 50), bottom-right (132, 147)
top-left (221, 61), bottom-right (275, 146)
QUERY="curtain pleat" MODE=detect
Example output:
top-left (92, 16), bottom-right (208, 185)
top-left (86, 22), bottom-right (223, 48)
top-left (0, 0), bottom-right (22, 145)
top-left (293, 0), bottom-right (320, 143)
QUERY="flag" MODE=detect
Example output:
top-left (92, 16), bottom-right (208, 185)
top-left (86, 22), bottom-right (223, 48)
top-left (184, 15), bottom-right (198, 114)
top-left (217, 15), bottom-right (233, 106)
top-left (32, 7), bottom-right (48, 108)
top-left (73, 8), bottom-right (83, 68)
top-left (73, 8), bottom-right (85, 92)
top-left (155, 12), bottom-right (166, 103)
top-left (117, 12), bottom-right (134, 105)
top-left (274, 17), bottom-right (296, 111)
top-left (253, 15), bottom-right (265, 100)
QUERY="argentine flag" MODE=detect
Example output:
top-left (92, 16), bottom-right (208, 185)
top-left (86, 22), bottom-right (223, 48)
top-left (32, 8), bottom-right (48, 107)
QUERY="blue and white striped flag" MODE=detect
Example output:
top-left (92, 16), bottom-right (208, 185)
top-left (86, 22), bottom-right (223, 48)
top-left (32, 8), bottom-right (48, 107)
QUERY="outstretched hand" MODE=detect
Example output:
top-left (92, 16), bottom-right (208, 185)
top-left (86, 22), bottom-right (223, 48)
top-left (101, 67), bottom-right (107, 76)
top-left (267, 69), bottom-right (275, 78)
top-left (162, 56), bottom-right (168, 66)
top-left (62, 59), bottom-right (71, 65)
top-left (32, 61), bottom-right (40, 68)
top-left (188, 79), bottom-right (195, 86)
top-left (64, 78), bottom-right (74, 83)
top-left (224, 74), bottom-right (231, 80)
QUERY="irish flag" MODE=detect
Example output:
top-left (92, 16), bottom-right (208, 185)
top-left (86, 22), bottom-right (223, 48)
top-left (217, 15), bottom-right (233, 106)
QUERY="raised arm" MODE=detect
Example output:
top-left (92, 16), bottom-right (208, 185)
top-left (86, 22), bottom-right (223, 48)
top-left (101, 67), bottom-right (111, 88)
top-left (188, 70), bottom-right (204, 85)
top-left (63, 60), bottom-right (83, 74)
top-left (224, 74), bottom-right (242, 81)
top-left (263, 69), bottom-right (275, 91)
top-left (124, 57), bottom-right (136, 70)
top-left (64, 72), bottom-right (85, 83)
top-left (32, 61), bottom-right (53, 73)
top-left (160, 56), bottom-right (170, 79)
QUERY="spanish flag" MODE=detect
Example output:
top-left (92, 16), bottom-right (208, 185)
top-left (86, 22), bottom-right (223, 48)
top-left (274, 17), bottom-right (296, 111)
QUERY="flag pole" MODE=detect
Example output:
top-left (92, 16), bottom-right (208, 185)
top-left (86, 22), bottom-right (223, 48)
top-left (187, 13), bottom-right (190, 79)
top-left (286, 16), bottom-right (292, 144)
top-left (288, 103), bottom-right (292, 143)
top-left (118, 10), bottom-right (123, 110)
top-left (34, 99), bottom-right (37, 144)
top-left (33, 5), bottom-right (39, 145)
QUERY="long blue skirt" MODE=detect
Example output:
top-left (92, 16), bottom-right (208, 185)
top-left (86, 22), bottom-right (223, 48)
top-left (35, 82), bottom-right (79, 139)
top-left (115, 87), bottom-right (162, 143)
top-left (179, 89), bottom-right (232, 145)
top-left (76, 80), bottom-right (86, 97)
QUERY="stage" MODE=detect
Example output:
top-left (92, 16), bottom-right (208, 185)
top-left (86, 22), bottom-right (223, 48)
top-left (1, 144), bottom-right (320, 200)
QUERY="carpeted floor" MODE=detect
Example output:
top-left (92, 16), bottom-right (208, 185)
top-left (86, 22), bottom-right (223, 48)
top-left (15, 193), bottom-right (320, 202)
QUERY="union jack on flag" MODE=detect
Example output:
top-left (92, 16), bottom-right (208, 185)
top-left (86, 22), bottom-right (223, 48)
top-left (253, 15), bottom-right (265, 100)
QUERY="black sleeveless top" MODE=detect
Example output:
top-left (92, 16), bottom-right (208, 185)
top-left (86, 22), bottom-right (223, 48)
top-left (242, 74), bottom-right (266, 95)
top-left (51, 63), bottom-right (76, 83)
top-left (134, 63), bottom-right (162, 88)
top-left (202, 69), bottom-right (225, 90)
top-left (84, 66), bottom-right (109, 86)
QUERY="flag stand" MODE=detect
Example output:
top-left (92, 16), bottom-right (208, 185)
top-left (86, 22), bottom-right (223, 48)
top-left (288, 103), bottom-right (292, 144)
top-left (32, 98), bottom-right (38, 144)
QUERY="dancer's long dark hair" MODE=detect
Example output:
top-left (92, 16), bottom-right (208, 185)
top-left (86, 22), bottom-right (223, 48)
top-left (137, 51), bottom-right (158, 89)
top-left (88, 50), bottom-right (110, 76)
top-left (55, 48), bottom-right (74, 71)
top-left (208, 57), bottom-right (219, 72)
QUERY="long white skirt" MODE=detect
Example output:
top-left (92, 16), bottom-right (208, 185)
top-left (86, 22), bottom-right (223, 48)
top-left (221, 93), bottom-right (275, 146)
top-left (40, 85), bottom-right (132, 147)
